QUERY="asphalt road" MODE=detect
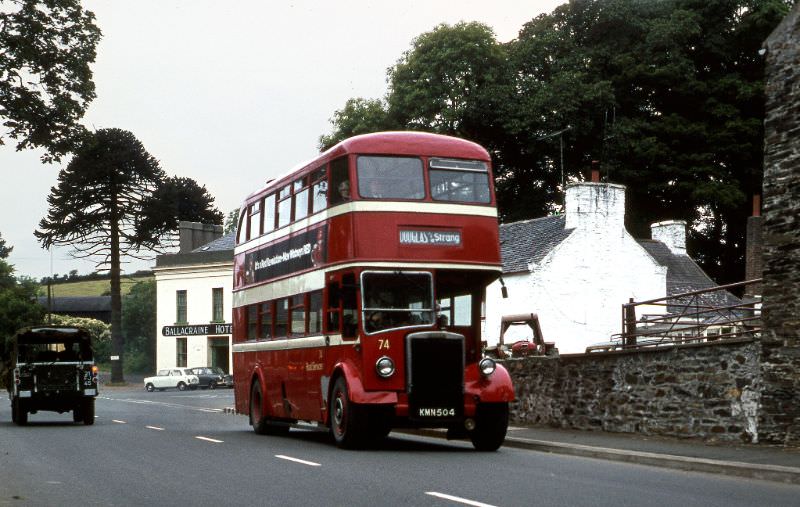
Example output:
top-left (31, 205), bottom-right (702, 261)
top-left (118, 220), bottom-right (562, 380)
top-left (1, 387), bottom-right (798, 506)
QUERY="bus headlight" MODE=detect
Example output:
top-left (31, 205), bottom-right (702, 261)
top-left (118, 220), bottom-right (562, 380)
top-left (375, 356), bottom-right (395, 378)
top-left (479, 357), bottom-right (496, 377)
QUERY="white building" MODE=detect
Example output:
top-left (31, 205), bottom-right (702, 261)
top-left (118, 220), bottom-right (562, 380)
top-left (484, 180), bottom-right (732, 354)
top-left (153, 224), bottom-right (235, 372)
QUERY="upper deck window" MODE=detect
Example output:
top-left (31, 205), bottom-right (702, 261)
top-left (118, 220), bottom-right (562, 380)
top-left (429, 158), bottom-right (491, 203)
top-left (357, 156), bottom-right (424, 200)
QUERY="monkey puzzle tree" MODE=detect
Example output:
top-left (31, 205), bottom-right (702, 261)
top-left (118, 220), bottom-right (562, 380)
top-left (35, 128), bottom-right (222, 382)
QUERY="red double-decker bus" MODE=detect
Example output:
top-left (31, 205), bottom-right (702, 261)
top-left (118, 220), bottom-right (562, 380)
top-left (232, 131), bottom-right (513, 450)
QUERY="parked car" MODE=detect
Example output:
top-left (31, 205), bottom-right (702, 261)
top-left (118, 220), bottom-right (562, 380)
top-left (143, 368), bottom-right (200, 392)
top-left (189, 366), bottom-right (234, 389)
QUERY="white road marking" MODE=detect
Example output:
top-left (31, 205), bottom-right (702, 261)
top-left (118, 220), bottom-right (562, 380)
top-left (146, 425), bottom-right (165, 431)
top-left (425, 492), bottom-right (497, 507)
top-left (99, 396), bottom-right (224, 413)
top-left (112, 419), bottom-right (126, 424)
top-left (195, 436), bottom-right (223, 443)
top-left (275, 455), bottom-right (321, 467)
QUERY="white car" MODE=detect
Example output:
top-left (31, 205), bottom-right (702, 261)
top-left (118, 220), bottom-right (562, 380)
top-left (144, 368), bottom-right (200, 392)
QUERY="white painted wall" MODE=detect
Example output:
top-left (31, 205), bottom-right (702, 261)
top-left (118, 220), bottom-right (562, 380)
top-left (153, 262), bottom-right (233, 372)
top-left (485, 183), bottom-right (667, 354)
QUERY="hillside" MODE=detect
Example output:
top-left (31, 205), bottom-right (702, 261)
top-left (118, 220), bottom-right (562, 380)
top-left (44, 275), bottom-right (153, 297)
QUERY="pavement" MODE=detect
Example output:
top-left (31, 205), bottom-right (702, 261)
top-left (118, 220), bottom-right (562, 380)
top-left (409, 425), bottom-right (800, 485)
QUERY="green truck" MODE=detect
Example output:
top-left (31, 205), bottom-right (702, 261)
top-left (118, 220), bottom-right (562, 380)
top-left (5, 326), bottom-right (98, 425)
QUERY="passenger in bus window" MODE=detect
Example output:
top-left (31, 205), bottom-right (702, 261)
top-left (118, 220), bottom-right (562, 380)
top-left (338, 180), bottom-right (350, 200)
top-left (366, 310), bottom-right (385, 332)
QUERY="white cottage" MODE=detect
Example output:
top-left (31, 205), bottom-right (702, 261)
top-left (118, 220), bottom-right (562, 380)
top-left (484, 180), bottom-right (731, 354)
top-left (153, 224), bottom-right (235, 372)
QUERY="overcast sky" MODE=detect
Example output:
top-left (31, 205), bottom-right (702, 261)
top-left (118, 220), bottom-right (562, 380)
top-left (1, 0), bottom-right (563, 280)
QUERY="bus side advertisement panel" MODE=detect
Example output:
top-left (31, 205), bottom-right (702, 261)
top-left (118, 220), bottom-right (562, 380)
top-left (243, 225), bottom-right (328, 285)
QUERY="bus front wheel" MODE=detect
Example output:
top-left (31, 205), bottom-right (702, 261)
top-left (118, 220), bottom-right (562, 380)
top-left (330, 377), bottom-right (366, 449)
top-left (469, 402), bottom-right (509, 452)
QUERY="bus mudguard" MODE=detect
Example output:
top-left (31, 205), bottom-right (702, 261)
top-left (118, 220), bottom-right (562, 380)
top-left (334, 360), bottom-right (399, 405)
top-left (464, 362), bottom-right (515, 403)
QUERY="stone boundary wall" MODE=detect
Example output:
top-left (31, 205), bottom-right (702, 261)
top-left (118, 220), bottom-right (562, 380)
top-left (505, 339), bottom-right (762, 443)
top-left (761, 2), bottom-right (800, 447)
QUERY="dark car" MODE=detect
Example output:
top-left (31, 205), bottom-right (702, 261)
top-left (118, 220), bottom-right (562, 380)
top-left (189, 367), bottom-right (233, 389)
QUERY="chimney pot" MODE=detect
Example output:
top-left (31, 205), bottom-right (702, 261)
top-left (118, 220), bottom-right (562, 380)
top-left (752, 194), bottom-right (761, 217)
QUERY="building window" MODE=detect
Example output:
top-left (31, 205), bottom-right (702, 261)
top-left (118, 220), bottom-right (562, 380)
top-left (176, 337), bottom-right (187, 367)
top-left (212, 288), bottom-right (224, 322)
top-left (176, 290), bottom-right (187, 324)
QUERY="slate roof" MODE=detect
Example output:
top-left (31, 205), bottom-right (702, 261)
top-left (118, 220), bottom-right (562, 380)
top-left (498, 215), bottom-right (741, 310)
top-left (192, 232), bottom-right (236, 253)
top-left (155, 232), bottom-right (235, 268)
top-left (637, 239), bottom-right (741, 309)
top-left (499, 215), bottom-right (573, 273)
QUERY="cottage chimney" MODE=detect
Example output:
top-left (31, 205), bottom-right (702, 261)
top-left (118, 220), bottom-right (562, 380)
top-left (590, 160), bottom-right (600, 182)
top-left (745, 194), bottom-right (763, 296)
top-left (179, 221), bottom-right (223, 253)
top-left (564, 181), bottom-right (627, 231)
top-left (650, 220), bottom-right (687, 255)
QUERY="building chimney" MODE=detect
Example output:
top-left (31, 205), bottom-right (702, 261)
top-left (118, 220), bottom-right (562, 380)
top-left (179, 221), bottom-right (223, 253)
top-left (564, 181), bottom-right (627, 231)
top-left (651, 220), bottom-right (687, 255)
top-left (590, 160), bottom-right (600, 182)
top-left (745, 194), bottom-right (763, 296)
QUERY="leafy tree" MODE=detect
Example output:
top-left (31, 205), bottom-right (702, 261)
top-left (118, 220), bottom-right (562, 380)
top-left (505, 0), bottom-right (790, 283)
top-left (318, 98), bottom-right (396, 150)
top-left (35, 128), bottom-right (221, 383)
top-left (0, 0), bottom-right (101, 162)
top-left (0, 233), bottom-right (11, 258)
top-left (224, 208), bottom-right (240, 235)
top-left (47, 314), bottom-right (110, 360)
top-left (322, 1), bottom-right (790, 284)
top-left (121, 280), bottom-right (155, 373)
top-left (387, 21), bottom-right (510, 142)
top-left (135, 175), bottom-right (223, 248)
top-left (0, 234), bottom-right (44, 366)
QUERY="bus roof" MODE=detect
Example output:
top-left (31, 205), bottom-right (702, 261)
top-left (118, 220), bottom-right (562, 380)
top-left (243, 131), bottom-right (491, 204)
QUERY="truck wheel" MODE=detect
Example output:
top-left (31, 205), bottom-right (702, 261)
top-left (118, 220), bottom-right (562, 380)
top-left (73, 406), bottom-right (83, 423)
top-left (13, 398), bottom-right (27, 426)
top-left (469, 402), bottom-right (509, 452)
top-left (82, 399), bottom-right (95, 425)
top-left (145, 383), bottom-right (155, 392)
top-left (177, 382), bottom-right (187, 391)
top-left (330, 376), bottom-right (366, 449)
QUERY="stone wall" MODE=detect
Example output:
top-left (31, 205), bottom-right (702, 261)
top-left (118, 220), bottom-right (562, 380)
top-left (506, 339), bottom-right (762, 443)
top-left (760, 3), bottom-right (800, 446)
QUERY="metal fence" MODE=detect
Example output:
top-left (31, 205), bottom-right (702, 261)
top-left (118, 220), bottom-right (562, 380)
top-left (586, 279), bottom-right (762, 352)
